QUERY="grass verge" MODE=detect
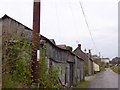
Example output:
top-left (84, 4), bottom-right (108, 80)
top-left (75, 80), bottom-right (90, 88)
top-left (111, 66), bottom-right (120, 74)
top-left (75, 73), bottom-right (98, 88)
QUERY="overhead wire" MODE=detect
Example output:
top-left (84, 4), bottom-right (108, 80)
top-left (54, 1), bottom-right (99, 54)
top-left (79, 1), bottom-right (99, 53)
top-left (68, 1), bottom-right (84, 47)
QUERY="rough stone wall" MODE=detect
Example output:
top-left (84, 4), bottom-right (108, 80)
top-left (73, 56), bottom-right (77, 85)
top-left (74, 47), bottom-right (94, 76)
top-left (2, 17), bottom-right (32, 63)
top-left (2, 17), bottom-right (32, 75)
top-left (74, 48), bottom-right (88, 64)
top-left (43, 38), bottom-right (85, 86)
top-left (46, 57), bottom-right (70, 86)
top-left (88, 58), bottom-right (91, 75)
top-left (80, 60), bottom-right (84, 80)
top-left (44, 39), bottom-right (76, 86)
top-left (76, 57), bottom-right (84, 82)
top-left (57, 63), bottom-right (66, 85)
top-left (91, 60), bottom-right (94, 74)
top-left (76, 57), bottom-right (81, 82)
top-left (0, 19), bottom-right (2, 89)
top-left (45, 42), bottom-right (68, 63)
top-left (2, 17), bottom-right (32, 42)
top-left (74, 48), bottom-right (91, 75)
top-left (1, 15), bottom-right (85, 87)
top-left (88, 53), bottom-right (94, 75)
top-left (1, 17), bottom-right (33, 88)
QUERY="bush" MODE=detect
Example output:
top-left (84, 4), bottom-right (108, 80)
top-left (84, 64), bottom-right (88, 76)
top-left (3, 36), bottom-right (32, 88)
top-left (3, 35), bottom-right (61, 88)
top-left (39, 44), bottom-right (61, 88)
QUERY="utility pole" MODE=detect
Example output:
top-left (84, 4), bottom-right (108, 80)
top-left (99, 52), bottom-right (101, 58)
top-left (31, 0), bottom-right (40, 87)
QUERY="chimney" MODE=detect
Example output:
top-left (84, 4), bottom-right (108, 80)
top-left (84, 49), bottom-right (87, 53)
top-left (88, 49), bottom-right (92, 58)
top-left (89, 49), bottom-right (91, 53)
top-left (78, 44), bottom-right (81, 50)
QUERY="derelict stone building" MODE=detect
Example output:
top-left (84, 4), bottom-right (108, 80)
top-left (0, 15), bottom-right (85, 87)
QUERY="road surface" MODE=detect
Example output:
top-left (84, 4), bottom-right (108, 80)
top-left (88, 68), bottom-right (120, 88)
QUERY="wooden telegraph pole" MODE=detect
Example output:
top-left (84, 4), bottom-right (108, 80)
top-left (32, 0), bottom-right (40, 87)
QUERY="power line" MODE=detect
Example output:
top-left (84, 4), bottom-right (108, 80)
top-left (79, 1), bottom-right (99, 53)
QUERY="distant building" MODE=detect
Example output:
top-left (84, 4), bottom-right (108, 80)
top-left (0, 14), bottom-right (85, 87)
top-left (93, 62), bottom-right (100, 72)
top-left (74, 44), bottom-right (94, 75)
top-left (92, 55), bottom-right (101, 66)
top-left (101, 58), bottom-right (110, 63)
top-left (111, 57), bottom-right (120, 65)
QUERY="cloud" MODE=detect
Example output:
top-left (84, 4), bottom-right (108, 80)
top-left (0, 0), bottom-right (118, 59)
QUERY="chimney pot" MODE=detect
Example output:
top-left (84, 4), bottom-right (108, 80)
top-left (89, 49), bottom-right (91, 53)
top-left (78, 44), bottom-right (81, 49)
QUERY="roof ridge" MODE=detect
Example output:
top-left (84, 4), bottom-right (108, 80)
top-left (1, 14), bottom-right (32, 31)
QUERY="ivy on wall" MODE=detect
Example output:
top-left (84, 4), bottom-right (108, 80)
top-left (39, 43), bottom-right (61, 88)
top-left (3, 36), bottom-right (32, 88)
top-left (84, 64), bottom-right (88, 76)
top-left (2, 35), bottom-right (61, 88)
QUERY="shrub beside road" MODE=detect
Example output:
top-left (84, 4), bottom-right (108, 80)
top-left (75, 74), bottom-right (96, 88)
top-left (111, 66), bottom-right (120, 74)
top-left (76, 81), bottom-right (90, 88)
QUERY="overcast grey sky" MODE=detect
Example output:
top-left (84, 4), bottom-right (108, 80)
top-left (0, 0), bottom-right (118, 59)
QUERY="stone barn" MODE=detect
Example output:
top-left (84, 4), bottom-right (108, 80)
top-left (0, 15), bottom-right (85, 87)
top-left (40, 35), bottom-right (84, 86)
top-left (74, 44), bottom-right (94, 76)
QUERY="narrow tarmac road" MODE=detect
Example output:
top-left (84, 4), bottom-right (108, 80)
top-left (88, 68), bottom-right (120, 88)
